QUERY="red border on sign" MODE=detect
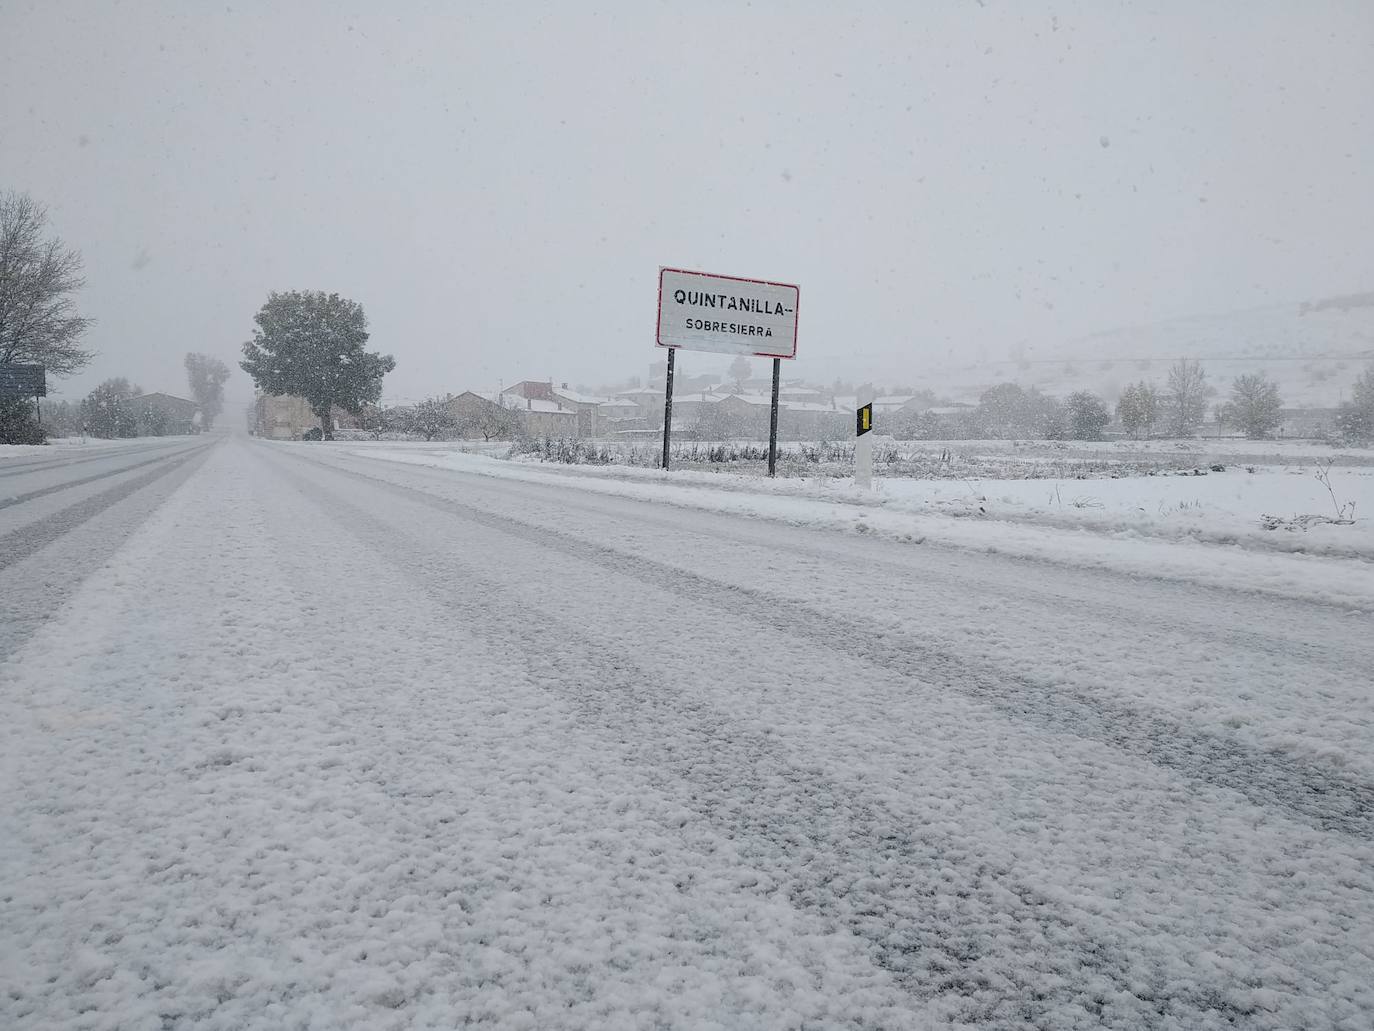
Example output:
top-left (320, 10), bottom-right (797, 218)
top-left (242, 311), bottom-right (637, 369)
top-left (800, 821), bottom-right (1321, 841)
top-left (656, 267), bottom-right (799, 360)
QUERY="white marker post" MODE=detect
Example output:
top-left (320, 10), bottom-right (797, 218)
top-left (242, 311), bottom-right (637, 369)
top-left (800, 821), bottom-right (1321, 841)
top-left (855, 390), bottom-right (874, 490)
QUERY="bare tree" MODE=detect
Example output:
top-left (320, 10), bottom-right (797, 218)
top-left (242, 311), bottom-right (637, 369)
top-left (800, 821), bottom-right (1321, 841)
top-left (404, 397), bottom-right (456, 441)
top-left (728, 355), bottom-right (752, 392)
top-left (1116, 380), bottom-right (1160, 439)
top-left (1221, 374), bottom-right (1283, 440)
top-left (454, 399), bottom-right (518, 441)
top-left (1335, 363), bottom-right (1374, 443)
top-left (0, 192), bottom-right (95, 375)
top-left (184, 353), bottom-right (230, 430)
top-left (1164, 359), bottom-right (1210, 437)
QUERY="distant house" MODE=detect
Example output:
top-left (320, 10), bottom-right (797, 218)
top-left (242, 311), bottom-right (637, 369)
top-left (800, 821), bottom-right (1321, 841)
top-left (779, 386), bottom-right (828, 405)
top-left (599, 397), bottom-right (645, 434)
top-left (702, 393), bottom-right (775, 438)
top-left (500, 380), bottom-right (558, 402)
top-left (494, 380), bottom-right (585, 436)
top-left (667, 391), bottom-right (728, 428)
top-left (507, 395), bottom-right (577, 437)
top-left (871, 395), bottom-right (927, 418)
top-left (255, 393), bottom-right (313, 439)
top-left (550, 385), bottom-right (617, 438)
top-left (446, 391), bottom-right (517, 440)
top-left (780, 400), bottom-right (847, 440)
top-left (253, 392), bottom-right (359, 439)
top-left (616, 387), bottom-right (666, 430)
top-left (130, 392), bottom-right (199, 435)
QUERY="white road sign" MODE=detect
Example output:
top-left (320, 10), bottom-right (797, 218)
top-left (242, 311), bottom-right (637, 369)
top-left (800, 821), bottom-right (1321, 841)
top-left (657, 268), bottom-right (799, 359)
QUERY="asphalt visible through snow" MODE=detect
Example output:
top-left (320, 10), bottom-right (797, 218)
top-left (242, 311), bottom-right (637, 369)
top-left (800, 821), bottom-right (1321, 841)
top-left (2, 435), bottom-right (1371, 1030)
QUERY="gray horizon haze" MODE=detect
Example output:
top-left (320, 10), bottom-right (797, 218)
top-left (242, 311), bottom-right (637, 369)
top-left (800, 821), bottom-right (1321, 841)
top-left (4, 0), bottom-right (1371, 409)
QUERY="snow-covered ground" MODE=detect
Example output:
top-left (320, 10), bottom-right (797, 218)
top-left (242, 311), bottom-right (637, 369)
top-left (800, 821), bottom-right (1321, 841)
top-left (3, 436), bottom-right (1372, 1029)
top-left (350, 441), bottom-right (1374, 609)
top-left (0, 436), bottom-right (164, 458)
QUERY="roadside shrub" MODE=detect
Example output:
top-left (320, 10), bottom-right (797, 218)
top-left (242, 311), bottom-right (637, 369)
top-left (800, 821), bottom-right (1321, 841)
top-left (0, 397), bottom-right (45, 444)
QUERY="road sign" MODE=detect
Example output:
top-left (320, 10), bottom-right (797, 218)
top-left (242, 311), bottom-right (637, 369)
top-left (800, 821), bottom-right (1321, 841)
top-left (0, 364), bottom-right (46, 398)
top-left (657, 267), bottom-right (799, 359)
top-left (856, 403), bottom-right (873, 436)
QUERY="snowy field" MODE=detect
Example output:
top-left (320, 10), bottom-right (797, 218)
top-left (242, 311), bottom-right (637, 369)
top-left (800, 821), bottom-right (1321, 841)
top-left (3, 436), bottom-right (1372, 1029)
top-left (0, 436), bottom-right (162, 458)
top-left (348, 440), bottom-right (1374, 608)
top-left (501, 435), bottom-right (1374, 479)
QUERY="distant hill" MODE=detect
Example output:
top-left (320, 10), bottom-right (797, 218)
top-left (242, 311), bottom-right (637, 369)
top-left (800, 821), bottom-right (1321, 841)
top-left (928, 292), bottom-right (1374, 407)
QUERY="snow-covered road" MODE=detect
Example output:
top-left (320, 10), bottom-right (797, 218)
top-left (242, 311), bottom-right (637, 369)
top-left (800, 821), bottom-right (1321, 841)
top-left (3, 436), bottom-right (1371, 1029)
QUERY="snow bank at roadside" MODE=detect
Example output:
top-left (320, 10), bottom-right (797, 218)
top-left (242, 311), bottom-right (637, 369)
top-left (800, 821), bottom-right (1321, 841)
top-left (0, 437), bottom-right (143, 459)
top-left (340, 445), bottom-right (1374, 611)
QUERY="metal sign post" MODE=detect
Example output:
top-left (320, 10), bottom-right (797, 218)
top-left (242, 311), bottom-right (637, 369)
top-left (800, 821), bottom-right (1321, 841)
top-left (661, 347), bottom-right (675, 470)
top-left (855, 394), bottom-right (874, 490)
top-left (767, 358), bottom-right (781, 477)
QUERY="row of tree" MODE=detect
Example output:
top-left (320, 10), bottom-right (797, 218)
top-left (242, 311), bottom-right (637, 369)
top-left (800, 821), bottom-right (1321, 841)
top-left (894, 359), bottom-right (1369, 442)
top-left (349, 397), bottom-right (518, 442)
top-left (1, 190), bottom-right (240, 442)
top-left (363, 360), bottom-right (1374, 446)
top-left (3, 355), bottom-right (229, 444)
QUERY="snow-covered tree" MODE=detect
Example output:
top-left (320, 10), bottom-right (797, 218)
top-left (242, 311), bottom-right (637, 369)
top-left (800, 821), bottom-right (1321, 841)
top-left (134, 402), bottom-right (171, 437)
top-left (1164, 359), bottom-right (1210, 437)
top-left (184, 353), bottom-right (230, 429)
top-left (81, 378), bottom-right (140, 438)
top-left (0, 396), bottom-right (43, 443)
top-left (455, 401), bottom-right (518, 441)
top-left (404, 397), bottom-right (456, 441)
top-left (1334, 363), bottom-right (1374, 443)
top-left (1116, 381), bottom-right (1160, 439)
top-left (239, 291), bottom-right (394, 440)
top-left (38, 398), bottom-right (81, 438)
top-left (977, 383), bottom-right (1064, 439)
top-left (0, 191), bottom-right (94, 376)
top-left (1065, 390), bottom-right (1111, 440)
top-left (1221, 372), bottom-right (1282, 439)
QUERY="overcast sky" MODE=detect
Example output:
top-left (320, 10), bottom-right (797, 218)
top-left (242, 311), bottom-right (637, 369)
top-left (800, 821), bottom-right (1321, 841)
top-left (3, 1), bottom-right (1371, 407)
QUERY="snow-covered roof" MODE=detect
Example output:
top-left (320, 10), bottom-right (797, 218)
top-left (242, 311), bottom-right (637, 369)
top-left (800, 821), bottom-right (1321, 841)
top-left (478, 392), bottom-right (573, 415)
top-left (523, 399), bottom-right (574, 415)
top-left (719, 393), bottom-right (776, 407)
top-left (131, 392), bottom-right (198, 409)
top-left (552, 388), bottom-right (618, 405)
top-left (675, 392), bottom-right (729, 403)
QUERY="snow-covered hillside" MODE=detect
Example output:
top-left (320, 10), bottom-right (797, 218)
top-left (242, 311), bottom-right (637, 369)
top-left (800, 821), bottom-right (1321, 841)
top-left (931, 292), bottom-right (1374, 407)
